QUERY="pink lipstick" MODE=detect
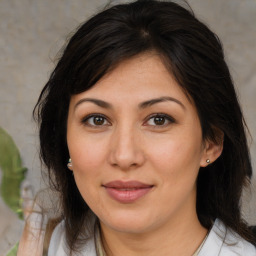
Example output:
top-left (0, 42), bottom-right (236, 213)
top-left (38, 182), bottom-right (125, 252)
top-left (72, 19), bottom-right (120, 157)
top-left (103, 180), bottom-right (153, 203)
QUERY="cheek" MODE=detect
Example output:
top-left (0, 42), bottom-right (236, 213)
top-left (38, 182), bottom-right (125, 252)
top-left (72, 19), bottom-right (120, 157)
top-left (67, 136), bottom-right (107, 207)
top-left (69, 137), bottom-right (108, 207)
top-left (68, 135), bottom-right (108, 173)
top-left (147, 133), bottom-right (203, 181)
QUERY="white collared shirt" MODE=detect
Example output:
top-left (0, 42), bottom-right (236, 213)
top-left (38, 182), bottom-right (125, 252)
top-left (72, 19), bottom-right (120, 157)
top-left (48, 219), bottom-right (256, 256)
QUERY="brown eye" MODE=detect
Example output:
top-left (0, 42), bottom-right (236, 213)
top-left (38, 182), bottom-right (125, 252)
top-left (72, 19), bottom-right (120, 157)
top-left (145, 114), bottom-right (175, 127)
top-left (154, 116), bottom-right (166, 125)
top-left (93, 116), bottom-right (105, 125)
top-left (83, 114), bottom-right (110, 127)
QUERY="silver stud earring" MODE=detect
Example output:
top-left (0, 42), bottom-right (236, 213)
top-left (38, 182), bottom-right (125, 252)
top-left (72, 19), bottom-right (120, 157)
top-left (67, 158), bottom-right (72, 168)
top-left (206, 159), bottom-right (210, 164)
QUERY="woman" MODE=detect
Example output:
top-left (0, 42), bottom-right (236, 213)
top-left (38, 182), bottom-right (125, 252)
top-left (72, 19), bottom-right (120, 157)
top-left (19, 0), bottom-right (256, 255)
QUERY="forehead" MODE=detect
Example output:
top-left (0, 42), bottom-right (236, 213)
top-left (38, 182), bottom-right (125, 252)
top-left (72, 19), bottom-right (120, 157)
top-left (70, 52), bottom-right (197, 115)
top-left (70, 53), bottom-right (192, 107)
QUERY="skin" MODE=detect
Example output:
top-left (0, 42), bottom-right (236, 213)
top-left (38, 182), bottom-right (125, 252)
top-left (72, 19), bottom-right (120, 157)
top-left (67, 53), bottom-right (223, 256)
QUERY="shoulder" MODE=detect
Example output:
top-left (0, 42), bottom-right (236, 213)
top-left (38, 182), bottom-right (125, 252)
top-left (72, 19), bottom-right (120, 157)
top-left (199, 219), bottom-right (256, 256)
top-left (48, 220), bottom-right (66, 256)
top-left (48, 220), bottom-right (97, 256)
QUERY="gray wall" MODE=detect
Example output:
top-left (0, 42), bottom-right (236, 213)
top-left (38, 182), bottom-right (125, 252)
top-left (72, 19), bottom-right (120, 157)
top-left (0, 0), bottom-right (255, 254)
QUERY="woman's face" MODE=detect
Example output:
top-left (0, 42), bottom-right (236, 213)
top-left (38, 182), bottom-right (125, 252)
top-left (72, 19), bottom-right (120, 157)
top-left (67, 53), bottom-right (211, 235)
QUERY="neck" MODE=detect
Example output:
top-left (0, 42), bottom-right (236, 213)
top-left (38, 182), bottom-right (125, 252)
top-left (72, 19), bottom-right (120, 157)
top-left (100, 206), bottom-right (208, 256)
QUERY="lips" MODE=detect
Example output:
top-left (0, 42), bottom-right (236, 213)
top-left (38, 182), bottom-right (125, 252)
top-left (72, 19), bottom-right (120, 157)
top-left (103, 180), bottom-right (153, 203)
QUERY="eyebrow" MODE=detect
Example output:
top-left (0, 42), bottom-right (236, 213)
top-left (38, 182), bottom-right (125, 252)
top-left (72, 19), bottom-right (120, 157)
top-left (139, 96), bottom-right (185, 110)
top-left (74, 98), bottom-right (112, 110)
top-left (74, 96), bottom-right (185, 110)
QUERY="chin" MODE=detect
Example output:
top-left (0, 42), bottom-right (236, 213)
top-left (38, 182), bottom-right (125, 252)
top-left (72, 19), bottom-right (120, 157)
top-left (99, 210), bottom-right (157, 234)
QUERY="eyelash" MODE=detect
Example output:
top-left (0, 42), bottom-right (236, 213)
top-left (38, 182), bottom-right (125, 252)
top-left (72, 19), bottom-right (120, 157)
top-left (143, 113), bottom-right (176, 127)
top-left (81, 113), bottom-right (175, 128)
top-left (81, 114), bottom-right (110, 127)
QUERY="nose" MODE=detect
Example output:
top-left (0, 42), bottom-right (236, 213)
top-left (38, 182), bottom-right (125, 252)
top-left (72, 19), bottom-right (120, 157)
top-left (108, 125), bottom-right (145, 170)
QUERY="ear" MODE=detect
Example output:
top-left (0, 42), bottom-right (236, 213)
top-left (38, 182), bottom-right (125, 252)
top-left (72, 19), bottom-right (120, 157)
top-left (67, 165), bottom-right (73, 171)
top-left (67, 158), bottom-right (73, 170)
top-left (200, 132), bottom-right (224, 167)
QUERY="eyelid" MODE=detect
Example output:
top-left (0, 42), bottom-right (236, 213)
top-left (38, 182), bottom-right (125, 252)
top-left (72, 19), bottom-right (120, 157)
top-left (143, 113), bottom-right (176, 126)
top-left (80, 113), bottom-right (175, 128)
top-left (81, 113), bottom-right (111, 126)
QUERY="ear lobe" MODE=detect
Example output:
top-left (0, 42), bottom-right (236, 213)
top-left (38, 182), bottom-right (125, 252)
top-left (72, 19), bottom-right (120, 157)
top-left (200, 135), bottom-right (224, 167)
top-left (67, 166), bottom-right (73, 171)
top-left (67, 158), bottom-right (73, 170)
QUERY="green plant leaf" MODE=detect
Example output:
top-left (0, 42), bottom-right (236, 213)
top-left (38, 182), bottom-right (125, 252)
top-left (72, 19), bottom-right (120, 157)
top-left (0, 127), bottom-right (27, 219)
top-left (5, 242), bottom-right (19, 256)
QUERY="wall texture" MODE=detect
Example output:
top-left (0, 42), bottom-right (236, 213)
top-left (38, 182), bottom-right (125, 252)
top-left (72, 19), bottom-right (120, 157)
top-left (0, 0), bottom-right (255, 254)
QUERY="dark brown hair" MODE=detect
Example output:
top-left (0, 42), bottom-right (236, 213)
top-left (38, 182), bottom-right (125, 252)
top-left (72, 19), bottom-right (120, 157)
top-left (34, 0), bottom-right (254, 252)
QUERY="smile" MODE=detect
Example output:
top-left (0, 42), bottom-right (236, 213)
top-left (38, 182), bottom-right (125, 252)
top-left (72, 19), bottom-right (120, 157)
top-left (103, 180), bottom-right (154, 203)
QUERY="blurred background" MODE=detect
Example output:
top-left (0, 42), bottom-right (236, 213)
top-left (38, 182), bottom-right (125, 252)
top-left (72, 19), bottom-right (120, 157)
top-left (0, 0), bottom-right (255, 254)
